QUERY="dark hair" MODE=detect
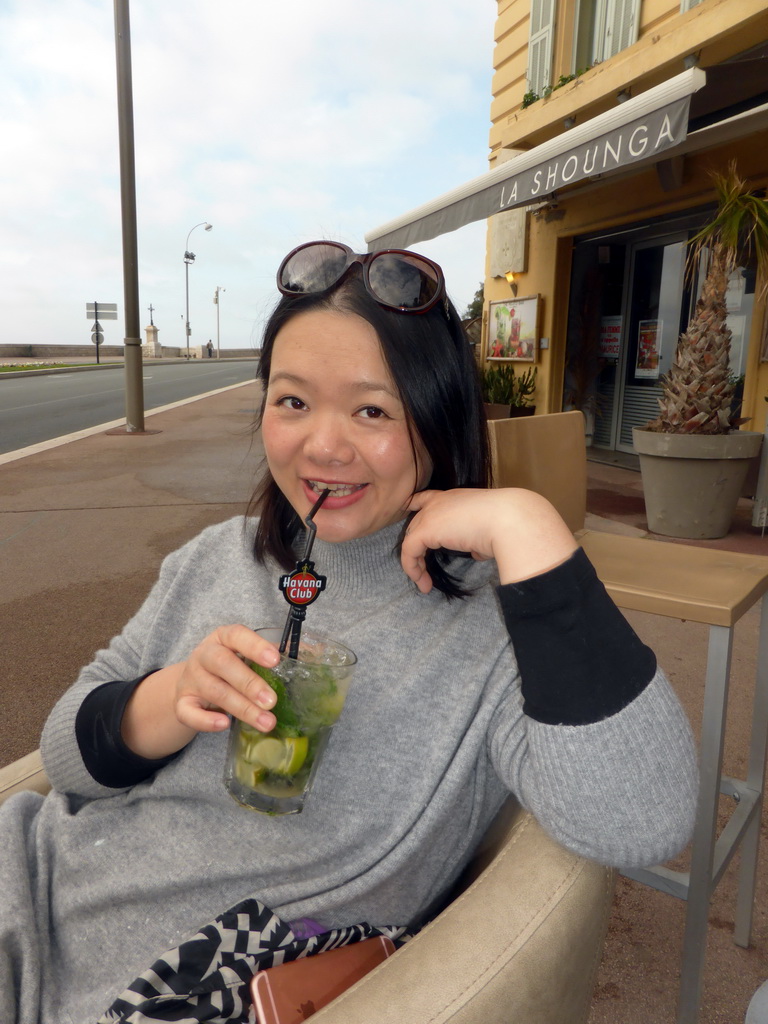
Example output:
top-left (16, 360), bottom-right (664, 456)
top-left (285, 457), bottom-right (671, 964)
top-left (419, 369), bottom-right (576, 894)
top-left (248, 274), bottom-right (491, 597)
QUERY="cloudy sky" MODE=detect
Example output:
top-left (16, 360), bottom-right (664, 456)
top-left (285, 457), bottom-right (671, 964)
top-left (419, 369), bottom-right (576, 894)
top-left (0, 0), bottom-right (495, 352)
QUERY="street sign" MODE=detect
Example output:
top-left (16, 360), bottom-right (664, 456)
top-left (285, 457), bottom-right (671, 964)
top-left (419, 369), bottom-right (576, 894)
top-left (91, 322), bottom-right (104, 345)
top-left (86, 302), bottom-right (118, 320)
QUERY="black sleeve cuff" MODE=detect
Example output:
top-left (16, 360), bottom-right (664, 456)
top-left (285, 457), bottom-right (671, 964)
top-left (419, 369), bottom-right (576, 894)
top-left (75, 677), bottom-right (182, 788)
top-left (497, 547), bottom-right (657, 726)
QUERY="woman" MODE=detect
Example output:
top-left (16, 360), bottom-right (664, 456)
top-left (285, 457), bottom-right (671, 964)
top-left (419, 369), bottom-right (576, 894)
top-left (0, 241), bottom-right (698, 1024)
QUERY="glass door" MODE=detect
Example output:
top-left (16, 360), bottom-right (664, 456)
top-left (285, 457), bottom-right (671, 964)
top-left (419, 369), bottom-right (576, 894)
top-left (614, 235), bottom-right (688, 451)
top-left (562, 241), bottom-right (626, 446)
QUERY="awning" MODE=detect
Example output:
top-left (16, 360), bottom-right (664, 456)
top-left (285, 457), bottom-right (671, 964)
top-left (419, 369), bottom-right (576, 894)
top-left (366, 67), bottom-right (707, 251)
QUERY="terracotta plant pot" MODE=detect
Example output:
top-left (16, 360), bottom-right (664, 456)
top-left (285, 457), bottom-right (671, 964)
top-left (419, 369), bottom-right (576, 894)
top-left (632, 428), bottom-right (763, 539)
top-left (484, 404), bottom-right (536, 420)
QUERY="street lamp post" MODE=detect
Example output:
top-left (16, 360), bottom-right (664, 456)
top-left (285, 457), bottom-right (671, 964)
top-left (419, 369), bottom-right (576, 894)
top-left (184, 221), bottom-right (212, 358)
top-left (114, 0), bottom-right (145, 431)
top-left (214, 285), bottom-right (225, 358)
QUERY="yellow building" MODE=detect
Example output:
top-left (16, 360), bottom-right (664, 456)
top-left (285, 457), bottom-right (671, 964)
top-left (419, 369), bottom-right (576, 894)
top-left (368, 0), bottom-right (768, 456)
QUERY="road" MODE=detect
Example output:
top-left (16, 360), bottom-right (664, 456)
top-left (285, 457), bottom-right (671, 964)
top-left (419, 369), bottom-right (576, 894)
top-left (0, 360), bottom-right (258, 454)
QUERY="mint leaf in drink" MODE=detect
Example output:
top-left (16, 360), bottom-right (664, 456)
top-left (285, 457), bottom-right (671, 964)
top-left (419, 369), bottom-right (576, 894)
top-left (247, 660), bottom-right (301, 735)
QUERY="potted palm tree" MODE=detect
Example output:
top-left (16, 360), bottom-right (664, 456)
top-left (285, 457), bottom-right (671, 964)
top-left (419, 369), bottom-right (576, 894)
top-left (482, 364), bottom-right (537, 420)
top-left (633, 163), bottom-right (766, 538)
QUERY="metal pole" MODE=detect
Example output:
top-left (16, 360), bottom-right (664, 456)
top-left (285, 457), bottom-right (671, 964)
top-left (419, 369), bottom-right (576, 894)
top-left (215, 286), bottom-right (221, 358)
top-left (185, 260), bottom-right (190, 359)
top-left (113, 0), bottom-right (145, 431)
top-left (183, 224), bottom-right (211, 359)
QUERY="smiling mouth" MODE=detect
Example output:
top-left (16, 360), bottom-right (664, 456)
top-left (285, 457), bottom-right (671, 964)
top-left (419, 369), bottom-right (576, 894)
top-left (306, 479), bottom-right (367, 498)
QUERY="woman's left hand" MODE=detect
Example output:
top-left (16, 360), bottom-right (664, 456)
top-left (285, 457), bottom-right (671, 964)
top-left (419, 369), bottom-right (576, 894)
top-left (401, 488), bottom-right (577, 593)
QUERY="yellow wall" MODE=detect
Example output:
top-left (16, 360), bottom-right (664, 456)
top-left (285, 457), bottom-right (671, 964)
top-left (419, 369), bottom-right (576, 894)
top-left (490, 0), bottom-right (768, 155)
top-left (483, 0), bottom-right (768, 427)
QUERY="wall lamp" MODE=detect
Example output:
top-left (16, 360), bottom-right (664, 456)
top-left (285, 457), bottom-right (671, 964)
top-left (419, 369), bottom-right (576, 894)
top-left (504, 271), bottom-right (518, 297)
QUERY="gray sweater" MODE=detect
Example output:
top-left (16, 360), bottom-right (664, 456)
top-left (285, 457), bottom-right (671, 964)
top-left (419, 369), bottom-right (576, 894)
top-left (0, 517), bottom-right (697, 1024)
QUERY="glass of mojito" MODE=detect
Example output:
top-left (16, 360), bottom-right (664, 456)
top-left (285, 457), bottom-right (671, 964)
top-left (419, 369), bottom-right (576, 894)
top-left (223, 628), bottom-right (357, 815)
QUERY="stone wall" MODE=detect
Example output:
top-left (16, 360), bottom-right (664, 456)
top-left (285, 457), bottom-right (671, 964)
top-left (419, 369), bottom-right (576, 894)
top-left (142, 346), bottom-right (258, 359)
top-left (0, 344), bottom-right (125, 358)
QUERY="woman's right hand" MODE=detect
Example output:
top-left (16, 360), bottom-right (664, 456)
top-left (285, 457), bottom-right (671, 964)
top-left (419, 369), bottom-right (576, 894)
top-left (120, 624), bottom-right (282, 761)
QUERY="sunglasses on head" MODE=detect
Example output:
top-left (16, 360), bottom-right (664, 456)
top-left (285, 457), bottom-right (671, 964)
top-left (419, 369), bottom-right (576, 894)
top-left (276, 240), bottom-right (447, 315)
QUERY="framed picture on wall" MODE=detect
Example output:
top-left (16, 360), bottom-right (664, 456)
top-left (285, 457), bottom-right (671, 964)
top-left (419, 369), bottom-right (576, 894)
top-left (487, 296), bottom-right (539, 361)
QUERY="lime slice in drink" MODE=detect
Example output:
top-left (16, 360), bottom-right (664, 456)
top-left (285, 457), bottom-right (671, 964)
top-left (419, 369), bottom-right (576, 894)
top-left (312, 688), bottom-right (346, 723)
top-left (249, 735), bottom-right (309, 776)
top-left (235, 760), bottom-right (265, 788)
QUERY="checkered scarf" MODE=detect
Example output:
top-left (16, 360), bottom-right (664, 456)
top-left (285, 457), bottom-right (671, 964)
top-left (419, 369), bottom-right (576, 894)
top-left (99, 896), bottom-right (408, 1024)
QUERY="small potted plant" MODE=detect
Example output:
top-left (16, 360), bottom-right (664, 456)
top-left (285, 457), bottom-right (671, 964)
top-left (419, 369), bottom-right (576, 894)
top-left (633, 162), bottom-right (766, 538)
top-left (482, 364), bottom-right (537, 419)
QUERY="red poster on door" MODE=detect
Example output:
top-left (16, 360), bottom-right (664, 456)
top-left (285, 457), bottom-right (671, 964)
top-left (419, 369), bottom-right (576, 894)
top-left (635, 319), bottom-right (661, 378)
top-left (599, 316), bottom-right (622, 359)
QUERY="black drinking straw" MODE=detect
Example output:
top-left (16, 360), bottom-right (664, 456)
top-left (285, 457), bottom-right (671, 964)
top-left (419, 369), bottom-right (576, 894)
top-left (279, 488), bottom-right (330, 658)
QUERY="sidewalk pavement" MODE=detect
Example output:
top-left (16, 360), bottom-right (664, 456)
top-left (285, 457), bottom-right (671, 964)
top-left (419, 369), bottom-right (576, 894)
top-left (1, 381), bottom-right (263, 767)
top-left (1, 395), bottom-right (766, 1023)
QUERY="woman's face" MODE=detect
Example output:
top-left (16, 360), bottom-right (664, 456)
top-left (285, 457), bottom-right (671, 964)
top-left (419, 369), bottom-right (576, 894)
top-left (262, 309), bottom-right (430, 543)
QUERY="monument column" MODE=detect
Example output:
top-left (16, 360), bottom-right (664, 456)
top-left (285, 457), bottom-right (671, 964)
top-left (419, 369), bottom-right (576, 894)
top-left (144, 323), bottom-right (161, 357)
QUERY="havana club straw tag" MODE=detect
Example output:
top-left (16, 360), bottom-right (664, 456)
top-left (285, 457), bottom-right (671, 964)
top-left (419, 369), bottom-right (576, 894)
top-left (279, 562), bottom-right (327, 607)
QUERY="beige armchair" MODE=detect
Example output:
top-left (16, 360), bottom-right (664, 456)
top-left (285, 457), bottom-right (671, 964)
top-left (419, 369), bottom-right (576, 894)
top-left (0, 749), bottom-right (614, 1024)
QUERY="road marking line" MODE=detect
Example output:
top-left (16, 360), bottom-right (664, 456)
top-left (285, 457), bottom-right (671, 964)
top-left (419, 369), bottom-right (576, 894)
top-left (5, 385), bottom-right (127, 413)
top-left (0, 380), bottom-right (254, 466)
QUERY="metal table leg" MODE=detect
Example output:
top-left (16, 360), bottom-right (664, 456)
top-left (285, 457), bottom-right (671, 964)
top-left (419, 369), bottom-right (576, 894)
top-left (676, 623), bottom-right (733, 1024)
top-left (734, 595), bottom-right (768, 948)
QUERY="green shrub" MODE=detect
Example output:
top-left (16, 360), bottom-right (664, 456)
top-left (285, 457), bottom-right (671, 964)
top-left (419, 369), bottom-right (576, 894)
top-left (482, 364), bottom-right (537, 406)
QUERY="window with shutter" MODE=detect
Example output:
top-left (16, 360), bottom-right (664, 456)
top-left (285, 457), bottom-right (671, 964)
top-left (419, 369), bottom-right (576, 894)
top-left (573, 0), bottom-right (600, 71)
top-left (680, 0), bottom-right (705, 10)
top-left (527, 0), bottom-right (556, 95)
top-left (575, 0), bottom-right (640, 66)
top-left (603, 0), bottom-right (640, 59)
top-left (589, 0), bottom-right (609, 63)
